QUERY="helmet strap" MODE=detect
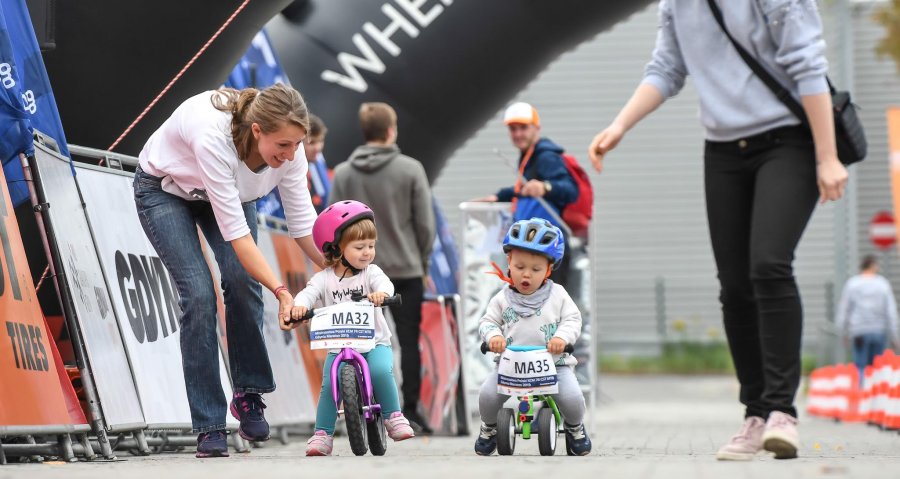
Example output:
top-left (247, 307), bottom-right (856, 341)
top-left (340, 256), bottom-right (361, 277)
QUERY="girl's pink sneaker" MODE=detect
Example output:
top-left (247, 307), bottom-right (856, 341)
top-left (385, 412), bottom-right (415, 441)
top-left (306, 430), bottom-right (333, 456)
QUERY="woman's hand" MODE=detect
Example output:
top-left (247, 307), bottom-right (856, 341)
top-left (816, 155), bottom-right (848, 204)
top-left (588, 123), bottom-right (625, 173)
top-left (587, 83), bottom-right (664, 173)
top-left (368, 291), bottom-right (388, 306)
top-left (277, 289), bottom-right (295, 330)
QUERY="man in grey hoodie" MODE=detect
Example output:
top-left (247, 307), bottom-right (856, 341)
top-left (328, 102), bottom-right (436, 434)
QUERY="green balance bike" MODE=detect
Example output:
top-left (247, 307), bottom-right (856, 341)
top-left (481, 342), bottom-right (575, 456)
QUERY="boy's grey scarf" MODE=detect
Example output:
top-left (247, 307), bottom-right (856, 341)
top-left (504, 280), bottom-right (554, 317)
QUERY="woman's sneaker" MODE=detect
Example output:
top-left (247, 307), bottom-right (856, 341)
top-left (564, 422), bottom-right (592, 456)
top-left (230, 392), bottom-right (270, 441)
top-left (195, 430), bottom-right (229, 458)
top-left (385, 412), bottom-right (415, 441)
top-left (474, 422), bottom-right (497, 456)
top-left (716, 416), bottom-right (764, 461)
top-left (762, 411), bottom-right (799, 459)
top-left (306, 430), bottom-right (334, 456)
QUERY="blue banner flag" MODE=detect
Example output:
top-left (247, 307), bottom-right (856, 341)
top-left (0, 0), bottom-right (70, 206)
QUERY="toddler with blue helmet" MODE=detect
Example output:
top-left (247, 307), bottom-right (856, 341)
top-left (474, 217), bottom-right (592, 456)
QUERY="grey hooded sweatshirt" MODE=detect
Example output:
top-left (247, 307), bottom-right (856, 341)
top-left (329, 144), bottom-right (435, 279)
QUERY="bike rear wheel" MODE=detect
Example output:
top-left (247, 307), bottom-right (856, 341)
top-left (340, 363), bottom-right (368, 456)
top-left (367, 411), bottom-right (387, 456)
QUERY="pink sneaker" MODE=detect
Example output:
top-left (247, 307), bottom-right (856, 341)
top-left (306, 430), bottom-right (333, 456)
top-left (384, 412), bottom-right (415, 441)
top-left (716, 416), bottom-right (764, 461)
top-left (762, 411), bottom-right (799, 459)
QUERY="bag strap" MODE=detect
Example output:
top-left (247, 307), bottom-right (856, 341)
top-left (706, 0), bottom-right (820, 126)
top-left (510, 143), bottom-right (535, 214)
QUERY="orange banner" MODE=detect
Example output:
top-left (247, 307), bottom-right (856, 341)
top-left (0, 162), bottom-right (85, 427)
top-left (270, 233), bottom-right (326, 402)
top-left (889, 108), bottom-right (900, 253)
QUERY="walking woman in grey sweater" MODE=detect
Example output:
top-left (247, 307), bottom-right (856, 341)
top-left (588, 0), bottom-right (848, 461)
top-left (837, 255), bottom-right (900, 381)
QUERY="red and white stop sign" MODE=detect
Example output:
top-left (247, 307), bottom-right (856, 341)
top-left (869, 211), bottom-right (897, 251)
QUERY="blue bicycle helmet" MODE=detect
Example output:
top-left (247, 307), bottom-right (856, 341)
top-left (502, 217), bottom-right (565, 267)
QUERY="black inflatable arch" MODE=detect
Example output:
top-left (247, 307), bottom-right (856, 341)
top-left (42, 0), bottom-right (653, 180)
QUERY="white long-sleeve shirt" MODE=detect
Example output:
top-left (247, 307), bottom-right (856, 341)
top-left (294, 264), bottom-right (394, 352)
top-left (836, 274), bottom-right (900, 343)
top-left (138, 90), bottom-right (316, 241)
top-left (478, 284), bottom-right (582, 366)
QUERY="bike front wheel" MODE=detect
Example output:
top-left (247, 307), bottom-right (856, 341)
top-left (340, 363), bottom-right (368, 456)
top-left (537, 406), bottom-right (557, 456)
top-left (497, 408), bottom-right (516, 456)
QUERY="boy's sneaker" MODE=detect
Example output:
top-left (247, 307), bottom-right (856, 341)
top-left (230, 392), bottom-right (270, 441)
top-left (403, 408), bottom-right (434, 435)
top-left (716, 416), bottom-right (765, 461)
top-left (195, 430), bottom-right (229, 458)
top-left (305, 430), bottom-right (334, 456)
top-left (385, 412), bottom-right (415, 441)
top-left (474, 422), bottom-right (498, 456)
top-left (564, 422), bottom-right (592, 456)
top-left (762, 411), bottom-right (799, 459)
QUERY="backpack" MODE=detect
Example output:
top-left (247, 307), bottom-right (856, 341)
top-left (559, 153), bottom-right (593, 238)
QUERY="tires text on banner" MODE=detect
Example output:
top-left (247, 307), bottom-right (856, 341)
top-left (0, 156), bottom-right (85, 428)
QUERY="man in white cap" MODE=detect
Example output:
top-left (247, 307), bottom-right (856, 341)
top-left (479, 102), bottom-right (578, 287)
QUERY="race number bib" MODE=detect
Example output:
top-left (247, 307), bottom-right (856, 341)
top-left (308, 302), bottom-right (376, 350)
top-left (497, 348), bottom-right (558, 395)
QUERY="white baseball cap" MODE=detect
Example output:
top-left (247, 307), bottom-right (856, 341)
top-left (503, 102), bottom-right (540, 126)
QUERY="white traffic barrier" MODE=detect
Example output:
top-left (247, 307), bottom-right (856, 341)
top-left (30, 144), bottom-right (146, 431)
top-left (71, 161), bottom-right (236, 429)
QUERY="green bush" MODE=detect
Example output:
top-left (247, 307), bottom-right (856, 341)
top-left (600, 341), bottom-right (819, 375)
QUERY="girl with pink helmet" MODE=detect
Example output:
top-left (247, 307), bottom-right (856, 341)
top-left (284, 200), bottom-right (415, 455)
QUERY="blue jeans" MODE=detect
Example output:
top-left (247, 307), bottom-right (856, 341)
top-left (853, 333), bottom-right (887, 382)
top-left (315, 344), bottom-right (401, 434)
top-left (133, 168), bottom-right (274, 433)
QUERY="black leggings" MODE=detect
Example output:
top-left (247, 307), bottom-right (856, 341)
top-left (704, 126), bottom-right (819, 419)
top-left (388, 277), bottom-right (425, 410)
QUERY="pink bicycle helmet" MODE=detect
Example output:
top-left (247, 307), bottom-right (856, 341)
top-left (313, 200), bottom-right (375, 256)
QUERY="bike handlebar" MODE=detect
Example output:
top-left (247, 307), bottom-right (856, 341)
top-left (290, 294), bottom-right (403, 324)
top-left (479, 341), bottom-right (575, 355)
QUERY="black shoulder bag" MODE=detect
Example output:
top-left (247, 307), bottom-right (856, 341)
top-left (707, 0), bottom-right (866, 165)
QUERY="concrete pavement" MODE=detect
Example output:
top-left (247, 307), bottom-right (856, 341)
top-left (2, 375), bottom-right (899, 479)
